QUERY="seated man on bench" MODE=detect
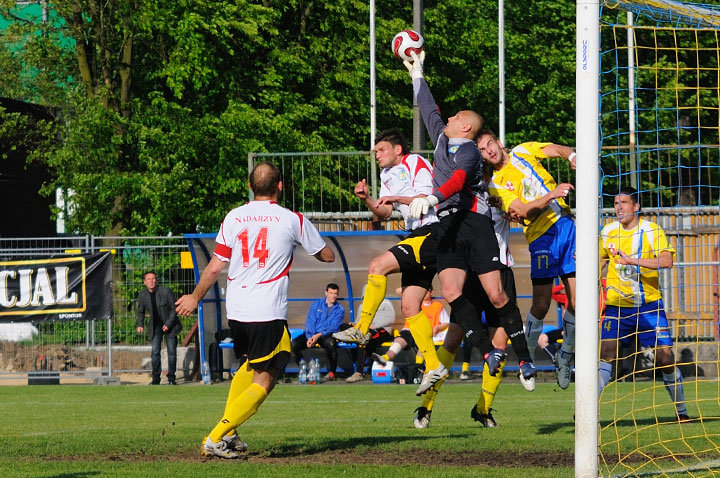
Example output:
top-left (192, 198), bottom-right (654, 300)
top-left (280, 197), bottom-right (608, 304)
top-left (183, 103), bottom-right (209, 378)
top-left (291, 283), bottom-right (345, 381)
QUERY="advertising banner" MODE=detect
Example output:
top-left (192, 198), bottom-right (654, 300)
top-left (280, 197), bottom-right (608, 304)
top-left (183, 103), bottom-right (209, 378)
top-left (0, 252), bottom-right (112, 322)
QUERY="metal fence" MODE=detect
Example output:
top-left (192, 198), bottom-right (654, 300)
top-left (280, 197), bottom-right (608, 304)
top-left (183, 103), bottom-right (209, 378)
top-left (0, 236), bottom-right (197, 383)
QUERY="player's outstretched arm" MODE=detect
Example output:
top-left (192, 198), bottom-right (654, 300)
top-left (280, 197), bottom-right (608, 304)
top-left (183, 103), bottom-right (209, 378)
top-left (313, 245), bottom-right (335, 263)
top-left (541, 144), bottom-right (576, 170)
top-left (175, 255), bottom-right (225, 316)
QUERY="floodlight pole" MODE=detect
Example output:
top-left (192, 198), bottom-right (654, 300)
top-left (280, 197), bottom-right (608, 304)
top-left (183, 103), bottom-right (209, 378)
top-left (575, 1), bottom-right (600, 477)
top-left (369, 0), bottom-right (378, 198)
top-left (412, 0), bottom-right (424, 151)
top-left (498, 0), bottom-right (506, 144)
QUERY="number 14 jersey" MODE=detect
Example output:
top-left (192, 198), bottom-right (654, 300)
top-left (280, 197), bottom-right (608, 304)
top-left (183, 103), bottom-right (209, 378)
top-left (214, 200), bottom-right (327, 323)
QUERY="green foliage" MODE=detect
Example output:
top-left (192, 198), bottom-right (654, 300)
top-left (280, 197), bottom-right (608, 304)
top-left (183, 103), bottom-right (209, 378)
top-left (1, 0), bottom-right (585, 234)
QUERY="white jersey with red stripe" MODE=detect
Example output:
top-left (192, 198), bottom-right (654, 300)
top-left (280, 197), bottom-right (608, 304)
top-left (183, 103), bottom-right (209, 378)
top-left (214, 200), bottom-right (327, 323)
top-left (379, 153), bottom-right (438, 230)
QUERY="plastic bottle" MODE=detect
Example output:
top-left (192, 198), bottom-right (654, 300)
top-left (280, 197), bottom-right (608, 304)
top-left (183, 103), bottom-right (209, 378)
top-left (308, 357), bottom-right (318, 385)
top-left (298, 359), bottom-right (308, 384)
top-left (201, 360), bottom-right (211, 384)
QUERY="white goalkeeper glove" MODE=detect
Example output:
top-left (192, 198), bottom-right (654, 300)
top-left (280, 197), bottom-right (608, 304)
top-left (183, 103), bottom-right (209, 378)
top-left (409, 194), bottom-right (438, 219)
top-left (403, 50), bottom-right (425, 81)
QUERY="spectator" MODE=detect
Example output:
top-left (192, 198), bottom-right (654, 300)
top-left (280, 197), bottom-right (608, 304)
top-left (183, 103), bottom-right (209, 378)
top-left (291, 283), bottom-right (345, 381)
top-left (136, 271), bottom-right (182, 385)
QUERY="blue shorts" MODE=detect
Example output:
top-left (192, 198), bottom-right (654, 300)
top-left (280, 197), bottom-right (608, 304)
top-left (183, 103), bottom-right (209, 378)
top-left (528, 215), bottom-right (576, 280)
top-left (600, 300), bottom-right (673, 348)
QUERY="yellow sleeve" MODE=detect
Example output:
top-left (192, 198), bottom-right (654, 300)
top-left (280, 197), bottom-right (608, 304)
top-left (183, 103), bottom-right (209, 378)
top-left (653, 225), bottom-right (676, 257)
top-left (518, 142), bottom-right (552, 160)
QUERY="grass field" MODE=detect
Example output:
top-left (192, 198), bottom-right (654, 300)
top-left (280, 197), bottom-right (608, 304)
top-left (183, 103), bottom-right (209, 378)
top-left (2, 379), bottom-right (576, 477)
top-left (2, 378), bottom-right (718, 477)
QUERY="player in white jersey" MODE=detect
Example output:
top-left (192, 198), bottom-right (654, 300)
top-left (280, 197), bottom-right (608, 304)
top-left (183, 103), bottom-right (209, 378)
top-left (332, 128), bottom-right (447, 396)
top-left (175, 161), bottom-right (335, 459)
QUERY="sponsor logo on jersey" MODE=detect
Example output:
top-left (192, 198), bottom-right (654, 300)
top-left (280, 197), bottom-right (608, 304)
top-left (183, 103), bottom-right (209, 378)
top-left (492, 257), bottom-right (499, 261)
top-left (397, 245), bottom-right (410, 256)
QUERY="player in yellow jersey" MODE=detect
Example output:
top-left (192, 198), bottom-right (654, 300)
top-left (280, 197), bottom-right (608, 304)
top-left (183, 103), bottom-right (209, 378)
top-left (599, 187), bottom-right (688, 421)
top-left (477, 130), bottom-right (577, 389)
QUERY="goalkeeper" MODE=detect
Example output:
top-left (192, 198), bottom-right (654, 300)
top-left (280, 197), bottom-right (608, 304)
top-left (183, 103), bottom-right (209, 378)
top-left (598, 187), bottom-right (689, 421)
top-left (402, 51), bottom-right (537, 386)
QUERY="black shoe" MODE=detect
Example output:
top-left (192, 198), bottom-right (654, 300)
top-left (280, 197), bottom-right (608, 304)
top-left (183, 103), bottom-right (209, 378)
top-left (471, 406), bottom-right (497, 428)
top-left (168, 379), bottom-right (177, 385)
top-left (149, 381), bottom-right (160, 385)
top-left (677, 412), bottom-right (691, 423)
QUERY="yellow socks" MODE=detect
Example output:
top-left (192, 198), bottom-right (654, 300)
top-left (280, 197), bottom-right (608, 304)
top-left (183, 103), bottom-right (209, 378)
top-left (420, 346), bottom-right (456, 411)
top-left (223, 360), bottom-right (254, 418)
top-left (209, 383), bottom-right (268, 443)
top-left (476, 360), bottom-right (505, 414)
top-left (356, 274), bottom-right (387, 334)
top-left (461, 362), bottom-right (470, 373)
top-left (406, 310), bottom-right (440, 371)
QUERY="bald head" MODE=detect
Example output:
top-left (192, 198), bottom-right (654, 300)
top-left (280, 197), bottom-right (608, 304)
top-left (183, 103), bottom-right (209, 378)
top-left (249, 161), bottom-right (281, 198)
top-left (443, 110), bottom-right (485, 140)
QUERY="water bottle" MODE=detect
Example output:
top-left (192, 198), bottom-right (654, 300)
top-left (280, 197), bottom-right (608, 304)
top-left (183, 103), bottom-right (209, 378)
top-left (298, 359), bottom-right (308, 384)
top-left (308, 357), bottom-right (318, 385)
top-left (201, 360), bottom-right (211, 384)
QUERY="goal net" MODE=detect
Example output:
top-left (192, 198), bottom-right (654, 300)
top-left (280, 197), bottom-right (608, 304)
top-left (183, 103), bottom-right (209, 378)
top-left (597, 1), bottom-right (720, 476)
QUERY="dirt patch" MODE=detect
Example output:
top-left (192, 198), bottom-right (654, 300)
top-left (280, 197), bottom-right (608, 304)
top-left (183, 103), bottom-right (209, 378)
top-left (44, 449), bottom-right (575, 467)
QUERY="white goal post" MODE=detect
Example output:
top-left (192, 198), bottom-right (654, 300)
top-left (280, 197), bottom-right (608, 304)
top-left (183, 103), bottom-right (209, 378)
top-left (575, 1), bottom-right (601, 477)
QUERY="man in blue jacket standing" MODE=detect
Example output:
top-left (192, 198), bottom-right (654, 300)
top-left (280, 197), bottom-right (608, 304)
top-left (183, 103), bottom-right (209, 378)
top-left (291, 283), bottom-right (345, 380)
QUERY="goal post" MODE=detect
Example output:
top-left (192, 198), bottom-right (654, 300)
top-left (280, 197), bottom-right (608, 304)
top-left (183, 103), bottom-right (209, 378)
top-left (582, 1), bottom-right (720, 476)
top-left (575, 2), bottom-right (601, 478)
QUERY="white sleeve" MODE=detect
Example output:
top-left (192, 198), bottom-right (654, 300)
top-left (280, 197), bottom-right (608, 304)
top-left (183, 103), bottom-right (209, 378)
top-left (298, 214), bottom-right (328, 256)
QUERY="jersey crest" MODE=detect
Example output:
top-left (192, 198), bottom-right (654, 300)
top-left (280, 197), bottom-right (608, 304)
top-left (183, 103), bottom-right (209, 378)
top-left (504, 181), bottom-right (514, 191)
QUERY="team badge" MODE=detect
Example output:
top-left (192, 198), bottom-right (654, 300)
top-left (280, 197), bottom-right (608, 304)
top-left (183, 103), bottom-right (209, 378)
top-left (608, 242), bottom-right (616, 255)
top-left (504, 181), bottom-right (514, 191)
top-left (398, 170), bottom-right (408, 181)
top-left (448, 145), bottom-right (459, 154)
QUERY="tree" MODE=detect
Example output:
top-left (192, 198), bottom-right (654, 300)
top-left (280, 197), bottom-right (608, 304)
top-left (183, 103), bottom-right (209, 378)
top-left (0, 0), bottom-right (582, 234)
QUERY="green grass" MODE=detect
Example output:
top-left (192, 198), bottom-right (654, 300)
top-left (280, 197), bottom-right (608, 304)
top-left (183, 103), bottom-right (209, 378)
top-left (1, 379), bottom-right (717, 477)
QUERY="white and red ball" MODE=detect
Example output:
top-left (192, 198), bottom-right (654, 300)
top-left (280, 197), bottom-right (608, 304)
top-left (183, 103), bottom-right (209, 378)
top-left (391, 30), bottom-right (424, 61)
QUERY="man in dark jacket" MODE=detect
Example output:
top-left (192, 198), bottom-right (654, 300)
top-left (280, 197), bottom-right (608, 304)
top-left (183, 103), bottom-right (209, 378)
top-left (137, 271), bottom-right (182, 385)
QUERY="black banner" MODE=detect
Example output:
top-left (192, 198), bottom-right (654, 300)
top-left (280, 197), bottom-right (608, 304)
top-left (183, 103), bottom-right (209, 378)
top-left (0, 252), bottom-right (112, 322)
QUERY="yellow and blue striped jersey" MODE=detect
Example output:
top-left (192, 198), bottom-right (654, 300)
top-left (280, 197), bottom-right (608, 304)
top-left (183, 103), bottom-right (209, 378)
top-left (599, 218), bottom-right (675, 307)
top-left (488, 142), bottom-right (571, 244)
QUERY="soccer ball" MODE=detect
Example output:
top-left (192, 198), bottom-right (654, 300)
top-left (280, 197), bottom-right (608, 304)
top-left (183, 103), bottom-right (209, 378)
top-left (391, 30), bottom-right (424, 61)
